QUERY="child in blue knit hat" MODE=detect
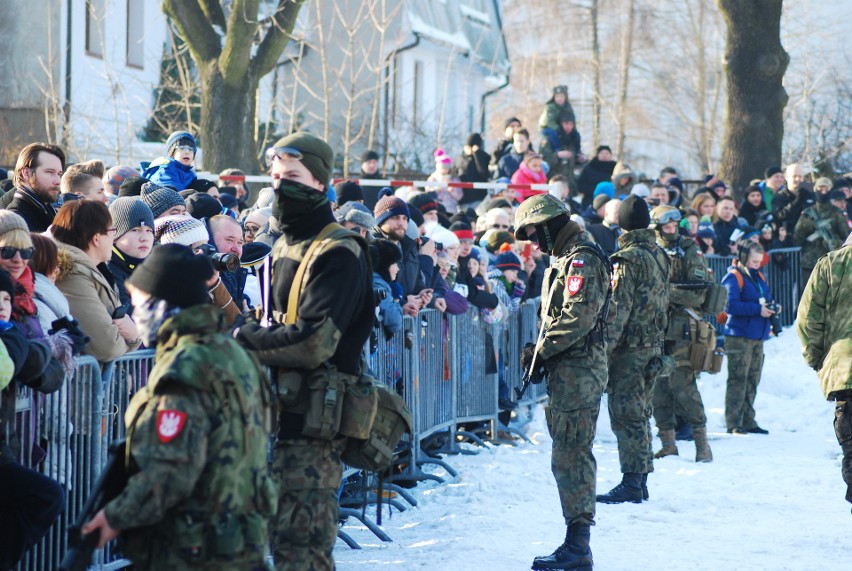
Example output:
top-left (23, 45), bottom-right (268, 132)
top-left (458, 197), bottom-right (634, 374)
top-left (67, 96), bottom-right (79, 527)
top-left (141, 130), bottom-right (199, 191)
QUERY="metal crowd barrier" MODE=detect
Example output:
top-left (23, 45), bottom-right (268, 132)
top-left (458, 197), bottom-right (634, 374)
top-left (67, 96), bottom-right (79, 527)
top-left (703, 247), bottom-right (801, 328)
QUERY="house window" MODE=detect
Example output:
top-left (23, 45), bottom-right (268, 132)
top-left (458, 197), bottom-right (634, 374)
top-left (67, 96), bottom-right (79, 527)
top-left (85, 0), bottom-right (105, 58)
top-left (126, 0), bottom-right (144, 68)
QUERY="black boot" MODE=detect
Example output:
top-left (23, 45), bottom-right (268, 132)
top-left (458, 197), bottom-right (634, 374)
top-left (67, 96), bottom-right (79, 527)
top-left (596, 473), bottom-right (643, 504)
top-left (641, 473), bottom-right (649, 501)
top-left (532, 523), bottom-right (593, 570)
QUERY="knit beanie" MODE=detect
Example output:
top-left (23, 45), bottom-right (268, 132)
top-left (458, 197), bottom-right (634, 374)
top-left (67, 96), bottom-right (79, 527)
top-left (188, 178), bottom-right (219, 194)
top-left (272, 132), bottom-right (334, 186)
top-left (154, 215), bottom-right (210, 247)
top-left (764, 166), bottom-right (783, 179)
top-left (334, 180), bottom-right (364, 206)
top-left (434, 149), bottom-right (452, 166)
top-left (593, 194), bottom-right (611, 211)
top-left (409, 192), bottom-right (439, 214)
top-left (0, 210), bottom-right (29, 237)
top-left (630, 183), bottom-right (650, 198)
top-left (104, 166), bottom-right (139, 195)
top-left (468, 247), bottom-right (481, 263)
top-left (0, 267), bottom-right (14, 305)
top-left (618, 194), bottom-right (651, 231)
top-left (466, 133), bottom-right (483, 148)
top-left (593, 181), bottom-right (615, 199)
top-left (219, 194), bottom-right (238, 210)
top-left (361, 150), bottom-right (379, 163)
top-left (166, 131), bottom-right (197, 156)
top-left (495, 250), bottom-right (522, 272)
top-left (482, 229), bottom-right (515, 253)
top-left (109, 197), bottom-right (155, 240)
top-left (127, 244), bottom-right (212, 308)
top-left (426, 224), bottom-right (460, 249)
top-left (696, 218), bottom-right (716, 240)
top-left (334, 202), bottom-right (375, 229)
top-left (504, 117), bottom-right (521, 129)
top-left (450, 221), bottom-right (474, 241)
top-left (179, 189), bottom-right (197, 200)
top-left (118, 176), bottom-right (148, 197)
top-left (374, 187), bottom-right (410, 226)
top-left (245, 207), bottom-right (272, 229)
top-left (141, 182), bottom-right (186, 218)
top-left (185, 193), bottom-right (221, 220)
top-left (255, 187), bottom-right (275, 209)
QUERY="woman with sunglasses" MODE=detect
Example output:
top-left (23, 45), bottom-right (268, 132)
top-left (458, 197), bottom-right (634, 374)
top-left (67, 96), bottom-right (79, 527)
top-left (53, 201), bottom-right (141, 362)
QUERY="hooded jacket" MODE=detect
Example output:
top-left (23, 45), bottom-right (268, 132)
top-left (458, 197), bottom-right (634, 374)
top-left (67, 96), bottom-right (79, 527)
top-left (721, 261), bottom-right (773, 341)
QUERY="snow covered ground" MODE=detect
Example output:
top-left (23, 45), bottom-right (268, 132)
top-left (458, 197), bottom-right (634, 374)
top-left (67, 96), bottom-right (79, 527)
top-left (334, 326), bottom-right (849, 570)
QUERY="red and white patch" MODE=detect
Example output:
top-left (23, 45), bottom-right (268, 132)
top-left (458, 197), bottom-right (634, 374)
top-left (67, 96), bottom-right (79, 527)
top-left (157, 410), bottom-right (187, 443)
top-left (571, 259), bottom-right (585, 268)
top-left (566, 276), bottom-right (584, 296)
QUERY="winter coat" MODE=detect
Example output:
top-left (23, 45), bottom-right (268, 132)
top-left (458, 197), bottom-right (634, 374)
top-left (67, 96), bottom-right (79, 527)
top-left (577, 159), bottom-right (617, 207)
top-left (7, 187), bottom-right (56, 232)
top-left (490, 138), bottom-right (513, 168)
top-left (496, 150), bottom-right (525, 180)
top-left (538, 99), bottom-right (575, 131)
top-left (373, 272), bottom-right (403, 336)
top-left (455, 255), bottom-right (499, 310)
top-left (455, 149), bottom-right (491, 183)
top-left (33, 272), bottom-right (72, 334)
top-left (739, 199), bottom-right (771, 228)
top-left (611, 162), bottom-right (637, 195)
top-left (794, 201), bottom-right (850, 270)
top-left (758, 180), bottom-right (783, 212)
top-left (797, 236), bottom-right (852, 398)
top-left (713, 217), bottom-right (741, 256)
top-left (372, 228), bottom-right (424, 297)
top-left (772, 187), bottom-right (814, 231)
top-left (55, 241), bottom-right (141, 362)
top-left (141, 157), bottom-right (197, 190)
top-left (487, 268), bottom-right (525, 314)
top-left (108, 247), bottom-right (144, 307)
top-left (721, 262), bottom-right (773, 341)
top-left (511, 162), bottom-right (548, 201)
top-left (587, 221), bottom-right (622, 256)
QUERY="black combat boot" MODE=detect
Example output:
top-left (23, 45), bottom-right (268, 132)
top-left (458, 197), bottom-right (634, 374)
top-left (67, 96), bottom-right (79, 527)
top-left (531, 523), bottom-right (593, 570)
top-left (596, 473), bottom-right (643, 504)
top-left (641, 473), bottom-right (649, 501)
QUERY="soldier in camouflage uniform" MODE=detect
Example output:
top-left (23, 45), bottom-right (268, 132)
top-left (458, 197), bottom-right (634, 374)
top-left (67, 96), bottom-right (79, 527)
top-left (515, 194), bottom-right (610, 571)
top-left (597, 195), bottom-right (670, 504)
top-left (237, 133), bottom-right (374, 571)
top-left (83, 245), bottom-right (276, 570)
top-left (794, 181), bottom-right (850, 286)
top-left (649, 205), bottom-right (713, 463)
top-left (797, 232), bottom-right (852, 508)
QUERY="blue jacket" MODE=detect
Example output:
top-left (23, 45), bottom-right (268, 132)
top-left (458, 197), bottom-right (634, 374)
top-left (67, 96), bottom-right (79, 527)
top-left (722, 263), bottom-right (773, 341)
top-left (141, 157), bottom-right (197, 190)
top-left (372, 273), bottom-right (403, 336)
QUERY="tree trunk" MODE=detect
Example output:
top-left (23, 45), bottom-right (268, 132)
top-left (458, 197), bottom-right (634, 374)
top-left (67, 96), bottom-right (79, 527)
top-left (615, 0), bottom-right (635, 160)
top-left (589, 0), bottom-right (601, 151)
top-left (717, 0), bottom-right (789, 197)
top-left (199, 63), bottom-right (259, 173)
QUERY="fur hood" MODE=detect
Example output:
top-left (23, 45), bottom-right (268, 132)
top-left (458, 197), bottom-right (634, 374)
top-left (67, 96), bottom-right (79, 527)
top-left (56, 241), bottom-right (97, 282)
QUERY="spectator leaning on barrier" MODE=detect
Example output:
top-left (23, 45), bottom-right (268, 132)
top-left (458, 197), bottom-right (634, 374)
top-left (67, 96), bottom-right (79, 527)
top-left (598, 194), bottom-right (670, 505)
top-left (107, 198), bottom-right (155, 308)
top-left (797, 231), bottom-right (852, 508)
top-left (81, 244), bottom-right (275, 569)
top-left (371, 238), bottom-right (404, 338)
top-left (53, 200), bottom-right (142, 362)
top-left (141, 130), bottom-right (198, 190)
top-left (794, 178), bottom-right (850, 286)
top-left (0, 268), bottom-right (66, 571)
top-left (8, 142), bottom-right (65, 232)
top-left (514, 194), bottom-right (610, 571)
top-left (235, 132), bottom-right (374, 570)
top-left (721, 240), bottom-right (777, 435)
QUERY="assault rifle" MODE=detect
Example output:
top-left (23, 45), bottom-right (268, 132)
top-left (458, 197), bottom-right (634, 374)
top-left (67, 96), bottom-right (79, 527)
top-left (60, 439), bottom-right (128, 571)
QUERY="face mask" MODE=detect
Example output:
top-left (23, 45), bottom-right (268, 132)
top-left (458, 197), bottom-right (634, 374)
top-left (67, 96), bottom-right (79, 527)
top-left (133, 297), bottom-right (181, 346)
top-left (659, 229), bottom-right (679, 245)
top-left (273, 178), bottom-right (329, 224)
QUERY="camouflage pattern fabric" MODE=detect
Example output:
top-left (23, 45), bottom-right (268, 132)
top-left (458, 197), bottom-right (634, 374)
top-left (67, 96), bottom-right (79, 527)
top-left (537, 223), bottom-right (609, 526)
top-left (605, 228), bottom-right (670, 474)
top-left (104, 305), bottom-right (276, 571)
top-left (794, 202), bottom-right (850, 271)
top-left (834, 398), bottom-right (852, 503)
top-left (723, 335), bottom-right (764, 431)
top-left (653, 234), bottom-right (711, 431)
top-left (270, 438), bottom-right (346, 571)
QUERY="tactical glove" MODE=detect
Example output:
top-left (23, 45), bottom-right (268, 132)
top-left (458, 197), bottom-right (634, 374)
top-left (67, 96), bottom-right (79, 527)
top-left (521, 343), bottom-right (547, 383)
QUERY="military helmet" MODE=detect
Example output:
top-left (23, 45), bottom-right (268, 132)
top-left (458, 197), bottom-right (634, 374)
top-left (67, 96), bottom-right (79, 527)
top-left (650, 204), bottom-right (682, 227)
top-left (513, 194), bottom-right (569, 240)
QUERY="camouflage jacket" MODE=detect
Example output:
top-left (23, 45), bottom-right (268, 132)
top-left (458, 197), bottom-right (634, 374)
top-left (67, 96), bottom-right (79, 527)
top-left (657, 234), bottom-right (711, 310)
top-left (104, 305), bottom-right (276, 565)
top-left (794, 202), bottom-right (850, 269)
top-left (797, 240), bottom-right (852, 399)
top-left (536, 226), bottom-right (610, 372)
top-left (607, 228), bottom-right (670, 354)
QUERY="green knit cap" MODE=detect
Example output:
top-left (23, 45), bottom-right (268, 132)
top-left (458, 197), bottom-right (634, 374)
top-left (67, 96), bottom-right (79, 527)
top-left (272, 132), bottom-right (334, 187)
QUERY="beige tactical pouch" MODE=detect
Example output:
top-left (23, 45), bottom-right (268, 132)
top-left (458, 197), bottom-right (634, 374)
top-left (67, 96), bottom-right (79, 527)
top-left (701, 283), bottom-right (728, 315)
top-left (341, 386), bottom-right (413, 472)
top-left (688, 316), bottom-right (718, 373)
top-left (301, 365), bottom-right (345, 440)
top-left (338, 372), bottom-right (379, 440)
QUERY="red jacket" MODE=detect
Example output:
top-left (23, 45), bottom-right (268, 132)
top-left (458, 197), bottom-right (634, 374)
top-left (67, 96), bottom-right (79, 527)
top-left (511, 162), bottom-right (547, 202)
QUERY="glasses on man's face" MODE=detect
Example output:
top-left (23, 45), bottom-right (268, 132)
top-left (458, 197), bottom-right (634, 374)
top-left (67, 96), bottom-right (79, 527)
top-left (491, 224), bottom-right (510, 230)
top-left (0, 247), bottom-right (34, 260)
top-left (105, 227), bottom-right (117, 236)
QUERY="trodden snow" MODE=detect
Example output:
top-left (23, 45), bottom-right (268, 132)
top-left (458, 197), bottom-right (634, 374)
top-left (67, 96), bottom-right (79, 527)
top-left (334, 324), bottom-right (848, 570)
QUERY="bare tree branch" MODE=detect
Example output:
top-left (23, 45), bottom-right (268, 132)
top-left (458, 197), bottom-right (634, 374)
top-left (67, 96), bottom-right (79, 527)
top-left (162, 0), bottom-right (221, 63)
top-left (251, 0), bottom-right (305, 79)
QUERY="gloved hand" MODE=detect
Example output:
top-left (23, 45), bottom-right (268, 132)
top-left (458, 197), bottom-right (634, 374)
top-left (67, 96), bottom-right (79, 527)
top-left (521, 343), bottom-right (547, 383)
top-left (234, 320), bottom-right (261, 349)
top-left (49, 317), bottom-right (90, 356)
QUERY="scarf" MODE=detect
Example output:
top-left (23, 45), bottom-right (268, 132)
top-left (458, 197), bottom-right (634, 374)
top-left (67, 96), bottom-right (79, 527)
top-left (12, 265), bottom-right (38, 320)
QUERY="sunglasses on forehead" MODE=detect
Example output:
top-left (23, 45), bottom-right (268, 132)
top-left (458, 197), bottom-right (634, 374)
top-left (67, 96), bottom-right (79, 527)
top-left (0, 247), bottom-right (35, 260)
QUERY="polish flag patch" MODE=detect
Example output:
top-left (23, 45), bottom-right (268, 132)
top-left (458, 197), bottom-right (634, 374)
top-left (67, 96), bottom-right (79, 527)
top-left (571, 259), bottom-right (585, 268)
top-left (157, 410), bottom-right (187, 443)
top-left (566, 276), bottom-right (584, 296)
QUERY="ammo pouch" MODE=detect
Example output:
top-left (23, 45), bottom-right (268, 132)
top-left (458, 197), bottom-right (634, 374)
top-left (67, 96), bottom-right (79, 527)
top-left (301, 364), bottom-right (348, 440)
top-left (701, 283), bottom-right (727, 315)
top-left (341, 381), bottom-right (413, 472)
top-left (684, 310), bottom-right (723, 374)
top-left (338, 371), bottom-right (379, 440)
top-left (174, 510), bottom-right (268, 562)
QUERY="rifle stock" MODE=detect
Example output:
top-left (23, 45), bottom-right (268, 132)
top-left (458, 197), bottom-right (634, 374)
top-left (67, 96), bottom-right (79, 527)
top-left (60, 439), bottom-right (128, 571)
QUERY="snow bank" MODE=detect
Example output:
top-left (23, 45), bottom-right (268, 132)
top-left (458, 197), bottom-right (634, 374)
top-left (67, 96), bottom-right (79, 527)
top-left (335, 325), bottom-right (848, 570)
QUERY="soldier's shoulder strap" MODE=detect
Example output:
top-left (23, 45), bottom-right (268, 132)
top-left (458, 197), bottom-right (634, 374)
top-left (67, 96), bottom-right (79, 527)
top-left (285, 222), bottom-right (369, 325)
top-left (570, 240), bottom-right (613, 327)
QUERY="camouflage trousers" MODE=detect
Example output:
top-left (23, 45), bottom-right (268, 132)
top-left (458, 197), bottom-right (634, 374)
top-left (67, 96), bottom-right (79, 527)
top-left (545, 356), bottom-right (606, 525)
top-left (724, 336), bottom-right (764, 431)
top-left (607, 347), bottom-right (658, 474)
top-left (652, 365), bottom-right (708, 431)
top-left (270, 437), bottom-right (346, 571)
top-left (833, 394), bottom-right (852, 504)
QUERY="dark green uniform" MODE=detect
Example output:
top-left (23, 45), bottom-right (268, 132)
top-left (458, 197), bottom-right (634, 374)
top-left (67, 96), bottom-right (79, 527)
top-left (794, 201), bottom-right (849, 284)
top-left (537, 225), bottom-right (609, 525)
top-left (104, 306), bottom-right (276, 570)
top-left (605, 229), bottom-right (670, 475)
